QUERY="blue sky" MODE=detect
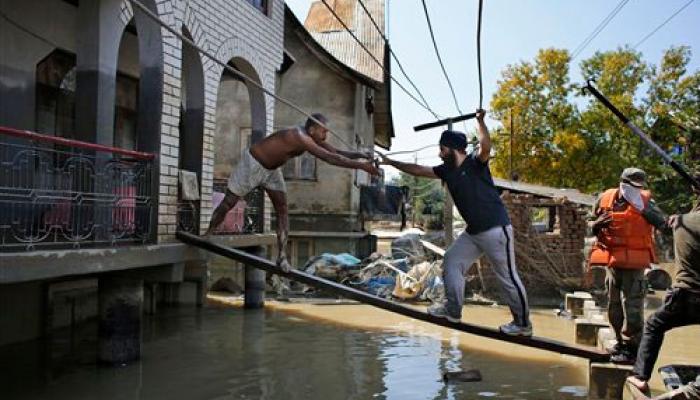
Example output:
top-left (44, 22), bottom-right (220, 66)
top-left (285, 0), bottom-right (700, 171)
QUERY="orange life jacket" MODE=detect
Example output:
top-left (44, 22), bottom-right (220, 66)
top-left (589, 188), bottom-right (656, 269)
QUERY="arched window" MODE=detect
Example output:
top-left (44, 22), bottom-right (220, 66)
top-left (35, 49), bottom-right (76, 137)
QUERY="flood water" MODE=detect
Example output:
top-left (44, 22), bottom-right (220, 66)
top-left (1, 303), bottom-right (592, 400)
top-left (2, 294), bottom-right (698, 400)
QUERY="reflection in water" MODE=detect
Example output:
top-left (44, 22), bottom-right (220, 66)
top-left (0, 306), bottom-right (589, 399)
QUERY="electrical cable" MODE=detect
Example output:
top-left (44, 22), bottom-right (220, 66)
top-left (633, 0), bottom-right (695, 49)
top-left (419, 0), bottom-right (466, 121)
top-left (319, 0), bottom-right (441, 119)
top-left (571, 0), bottom-right (629, 60)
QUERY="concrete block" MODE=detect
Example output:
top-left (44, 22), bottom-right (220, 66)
top-left (576, 319), bottom-right (610, 346)
top-left (583, 307), bottom-right (608, 321)
top-left (589, 362), bottom-right (634, 400)
top-left (566, 292), bottom-right (593, 317)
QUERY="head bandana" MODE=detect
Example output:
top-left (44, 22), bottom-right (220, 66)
top-left (620, 182), bottom-right (644, 211)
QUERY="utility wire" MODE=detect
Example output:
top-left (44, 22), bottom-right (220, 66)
top-left (319, 0), bottom-right (441, 119)
top-left (419, 0), bottom-right (466, 120)
top-left (634, 0), bottom-right (695, 49)
top-left (571, 0), bottom-right (629, 60)
top-left (356, 0), bottom-right (438, 118)
top-left (476, 0), bottom-right (484, 110)
top-left (384, 144), bottom-right (438, 156)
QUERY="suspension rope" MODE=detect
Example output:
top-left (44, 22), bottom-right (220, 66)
top-left (476, 0), bottom-right (484, 110)
top-left (318, 0), bottom-right (441, 119)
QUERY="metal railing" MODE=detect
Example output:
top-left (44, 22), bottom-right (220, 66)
top-left (209, 179), bottom-right (263, 235)
top-left (0, 126), bottom-right (155, 252)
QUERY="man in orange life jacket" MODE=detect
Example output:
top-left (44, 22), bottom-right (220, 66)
top-left (590, 168), bottom-right (668, 364)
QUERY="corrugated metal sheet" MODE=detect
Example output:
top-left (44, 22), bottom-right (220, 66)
top-left (305, 0), bottom-right (356, 32)
top-left (493, 178), bottom-right (595, 206)
top-left (305, 0), bottom-right (385, 82)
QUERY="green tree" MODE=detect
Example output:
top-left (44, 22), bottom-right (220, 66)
top-left (489, 45), bottom-right (699, 212)
top-left (390, 172), bottom-right (445, 229)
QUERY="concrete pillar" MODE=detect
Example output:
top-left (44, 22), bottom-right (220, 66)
top-left (98, 277), bottom-right (143, 365)
top-left (75, 0), bottom-right (123, 146)
top-left (589, 362), bottom-right (634, 400)
top-left (244, 246), bottom-right (266, 309)
top-left (144, 282), bottom-right (158, 315)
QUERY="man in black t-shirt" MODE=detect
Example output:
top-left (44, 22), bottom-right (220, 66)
top-left (381, 110), bottom-right (532, 336)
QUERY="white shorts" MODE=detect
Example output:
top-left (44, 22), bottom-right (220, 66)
top-left (227, 150), bottom-right (286, 196)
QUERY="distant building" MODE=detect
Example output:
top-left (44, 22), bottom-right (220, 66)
top-left (274, 2), bottom-right (394, 267)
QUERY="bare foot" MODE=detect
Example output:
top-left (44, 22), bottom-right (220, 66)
top-left (277, 255), bottom-right (291, 273)
top-left (626, 375), bottom-right (650, 394)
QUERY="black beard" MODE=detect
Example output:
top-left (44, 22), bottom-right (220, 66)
top-left (444, 151), bottom-right (458, 169)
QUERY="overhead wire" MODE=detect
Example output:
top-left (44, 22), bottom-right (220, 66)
top-left (419, 0), bottom-right (466, 123)
top-left (355, 0), bottom-right (438, 118)
top-left (571, 0), bottom-right (629, 60)
top-left (319, 0), bottom-right (441, 119)
top-left (633, 0), bottom-right (696, 49)
top-left (383, 144), bottom-right (438, 156)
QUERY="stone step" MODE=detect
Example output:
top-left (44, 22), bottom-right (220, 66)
top-left (576, 319), bottom-right (611, 346)
top-left (566, 292), bottom-right (593, 317)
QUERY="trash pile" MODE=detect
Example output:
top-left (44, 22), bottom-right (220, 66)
top-left (299, 233), bottom-right (445, 303)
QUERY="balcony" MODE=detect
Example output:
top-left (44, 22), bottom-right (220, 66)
top-left (0, 127), bottom-right (155, 252)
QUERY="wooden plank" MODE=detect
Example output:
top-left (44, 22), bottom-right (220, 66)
top-left (420, 240), bottom-right (446, 257)
top-left (177, 231), bottom-right (609, 361)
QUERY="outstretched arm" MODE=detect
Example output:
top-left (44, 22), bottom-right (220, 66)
top-left (476, 109), bottom-right (491, 163)
top-left (318, 140), bottom-right (372, 160)
top-left (380, 155), bottom-right (438, 179)
top-left (301, 135), bottom-right (379, 175)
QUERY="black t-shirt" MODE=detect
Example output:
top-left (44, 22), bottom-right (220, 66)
top-left (433, 153), bottom-right (511, 234)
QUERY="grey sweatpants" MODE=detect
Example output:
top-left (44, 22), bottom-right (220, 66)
top-left (443, 225), bottom-right (530, 326)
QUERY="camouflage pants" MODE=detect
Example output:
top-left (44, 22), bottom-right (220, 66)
top-left (606, 267), bottom-right (646, 350)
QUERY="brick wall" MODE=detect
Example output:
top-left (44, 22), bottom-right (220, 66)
top-left (150, 0), bottom-right (284, 241)
top-left (475, 192), bottom-right (589, 302)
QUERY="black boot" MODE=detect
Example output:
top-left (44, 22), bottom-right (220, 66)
top-left (610, 343), bottom-right (636, 365)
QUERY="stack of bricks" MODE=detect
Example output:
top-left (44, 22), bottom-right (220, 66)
top-left (477, 191), bottom-right (589, 302)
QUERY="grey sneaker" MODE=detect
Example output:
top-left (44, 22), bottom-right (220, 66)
top-left (499, 321), bottom-right (533, 337)
top-left (427, 303), bottom-right (461, 323)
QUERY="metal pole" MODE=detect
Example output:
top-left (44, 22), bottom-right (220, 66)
top-left (583, 81), bottom-right (700, 191)
top-left (444, 120), bottom-right (454, 246)
top-left (509, 108), bottom-right (514, 181)
top-left (412, 153), bottom-right (418, 228)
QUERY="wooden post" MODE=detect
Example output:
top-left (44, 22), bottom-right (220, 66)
top-left (444, 119), bottom-right (454, 246)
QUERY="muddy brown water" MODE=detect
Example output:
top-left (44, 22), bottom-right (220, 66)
top-left (0, 293), bottom-right (697, 399)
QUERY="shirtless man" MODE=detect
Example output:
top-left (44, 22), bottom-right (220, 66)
top-left (205, 113), bottom-right (379, 272)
